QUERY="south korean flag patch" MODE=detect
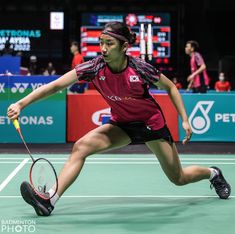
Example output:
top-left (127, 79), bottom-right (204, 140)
top-left (129, 75), bottom-right (140, 82)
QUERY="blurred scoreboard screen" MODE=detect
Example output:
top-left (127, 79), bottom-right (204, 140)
top-left (81, 13), bottom-right (171, 63)
top-left (0, 12), bottom-right (63, 58)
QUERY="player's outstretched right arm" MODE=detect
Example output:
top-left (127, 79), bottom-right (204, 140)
top-left (7, 69), bottom-right (78, 120)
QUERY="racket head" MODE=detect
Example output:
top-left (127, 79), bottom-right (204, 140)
top-left (29, 158), bottom-right (58, 200)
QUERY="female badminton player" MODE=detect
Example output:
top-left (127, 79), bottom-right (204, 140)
top-left (7, 22), bottom-right (231, 216)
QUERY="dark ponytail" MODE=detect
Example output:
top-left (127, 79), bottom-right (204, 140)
top-left (129, 31), bottom-right (137, 45)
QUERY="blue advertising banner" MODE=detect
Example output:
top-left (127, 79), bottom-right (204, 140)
top-left (0, 55), bottom-right (21, 74)
top-left (0, 75), bottom-right (66, 143)
top-left (179, 93), bottom-right (235, 142)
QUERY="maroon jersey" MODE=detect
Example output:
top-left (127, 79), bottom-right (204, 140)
top-left (190, 52), bottom-right (209, 88)
top-left (75, 55), bottom-right (165, 130)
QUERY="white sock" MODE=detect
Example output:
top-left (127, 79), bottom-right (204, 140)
top-left (209, 168), bottom-right (218, 180)
top-left (48, 189), bottom-right (59, 206)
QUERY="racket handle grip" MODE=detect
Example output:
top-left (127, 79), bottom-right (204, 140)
top-left (13, 119), bottom-right (20, 130)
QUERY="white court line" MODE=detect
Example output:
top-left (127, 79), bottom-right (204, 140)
top-left (1, 161), bottom-right (235, 165)
top-left (0, 195), bottom-right (234, 198)
top-left (89, 158), bottom-right (235, 161)
top-left (1, 157), bottom-right (235, 161)
top-left (0, 158), bottom-right (29, 192)
top-left (50, 162), bottom-right (235, 165)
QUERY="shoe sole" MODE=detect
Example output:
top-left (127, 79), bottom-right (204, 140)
top-left (20, 181), bottom-right (50, 216)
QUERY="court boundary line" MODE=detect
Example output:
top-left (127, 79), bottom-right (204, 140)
top-left (0, 158), bottom-right (29, 192)
top-left (1, 162), bottom-right (235, 165)
top-left (1, 157), bottom-right (235, 161)
top-left (0, 195), bottom-right (234, 198)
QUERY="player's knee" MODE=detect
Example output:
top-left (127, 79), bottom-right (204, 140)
top-left (71, 139), bottom-right (90, 160)
top-left (170, 175), bottom-right (187, 186)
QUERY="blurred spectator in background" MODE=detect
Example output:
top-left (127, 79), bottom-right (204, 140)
top-left (28, 55), bottom-right (39, 75)
top-left (43, 62), bottom-right (56, 75)
top-left (69, 41), bottom-right (87, 93)
top-left (16, 51), bottom-right (23, 57)
top-left (214, 72), bottom-right (231, 92)
top-left (185, 40), bottom-right (209, 93)
top-left (16, 51), bottom-right (29, 75)
top-left (0, 40), bottom-right (14, 56)
top-left (70, 41), bottom-right (84, 69)
top-left (172, 77), bottom-right (182, 89)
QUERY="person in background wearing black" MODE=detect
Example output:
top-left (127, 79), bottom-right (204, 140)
top-left (28, 55), bottom-right (39, 75)
top-left (0, 40), bottom-right (14, 56)
top-left (43, 62), bottom-right (56, 76)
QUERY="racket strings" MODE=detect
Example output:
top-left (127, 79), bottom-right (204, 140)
top-left (30, 158), bottom-right (57, 199)
top-left (38, 185), bottom-right (47, 193)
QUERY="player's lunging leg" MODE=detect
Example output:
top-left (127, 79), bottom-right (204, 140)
top-left (20, 124), bottom-right (131, 216)
top-left (146, 140), bottom-right (231, 198)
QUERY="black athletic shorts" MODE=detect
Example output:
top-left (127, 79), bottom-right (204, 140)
top-left (109, 120), bottom-right (174, 144)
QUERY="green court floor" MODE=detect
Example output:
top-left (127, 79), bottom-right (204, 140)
top-left (0, 153), bottom-right (234, 234)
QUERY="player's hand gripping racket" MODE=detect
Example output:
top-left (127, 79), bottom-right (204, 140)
top-left (12, 119), bottom-right (58, 200)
